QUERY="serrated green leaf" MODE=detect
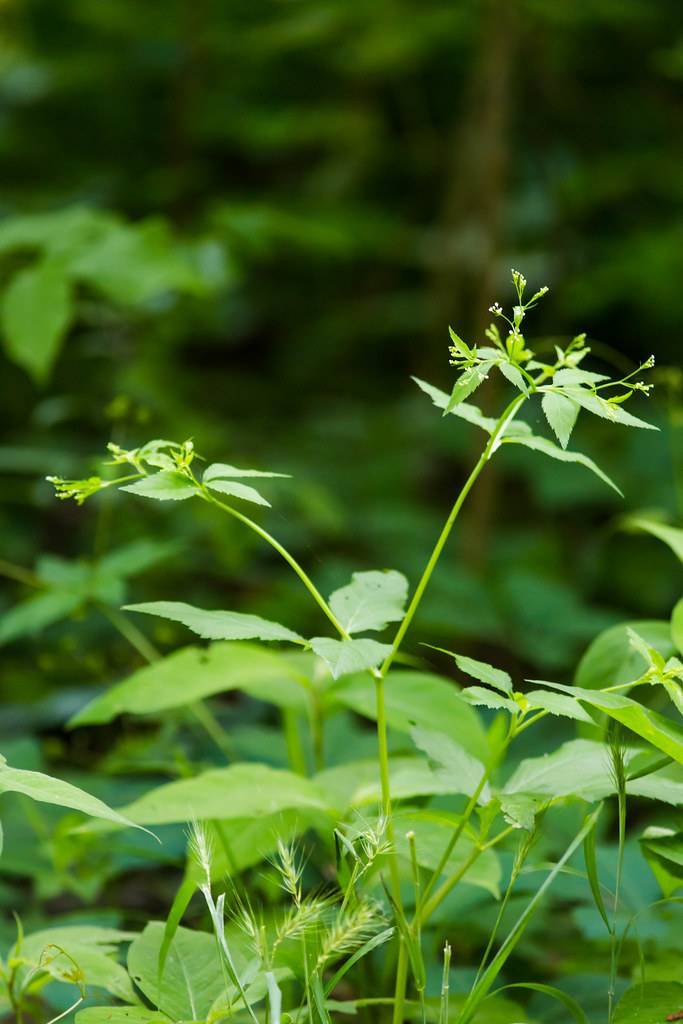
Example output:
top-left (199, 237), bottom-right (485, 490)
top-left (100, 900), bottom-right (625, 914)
top-left (204, 478), bottom-right (270, 506)
top-left (328, 569), bottom-right (408, 634)
top-left (562, 386), bottom-right (658, 430)
top-left (310, 636), bottom-right (391, 678)
top-left (498, 361), bottom-right (529, 395)
top-left (541, 391), bottom-right (580, 448)
top-left (2, 261), bottom-right (73, 383)
top-left (410, 727), bottom-right (491, 801)
top-left (460, 686), bottom-right (517, 712)
top-left (450, 653), bottom-right (512, 693)
top-left (412, 376), bottom-right (532, 437)
top-left (120, 472), bottom-right (198, 501)
top-left (553, 368), bottom-right (609, 386)
top-left (502, 433), bottom-right (623, 495)
top-left (445, 362), bottom-right (493, 413)
top-left (203, 462), bottom-right (289, 481)
top-left (124, 600), bottom-right (305, 644)
top-left (524, 689), bottom-right (596, 724)
top-left (530, 680), bottom-right (683, 764)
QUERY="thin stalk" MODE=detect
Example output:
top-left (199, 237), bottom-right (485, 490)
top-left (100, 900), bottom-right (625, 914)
top-left (200, 491), bottom-right (349, 639)
top-left (283, 707), bottom-right (308, 775)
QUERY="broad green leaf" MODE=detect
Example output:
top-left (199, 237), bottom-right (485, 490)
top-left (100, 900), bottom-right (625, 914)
top-left (639, 826), bottom-right (683, 895)
top-left (120, 472), bottom-right (198, 501)
top-left (673, 599), bottom-right (683, 655)
top-left (17, 926), bottom-right (137, 1003)
top-left (2, 261), bottom-right (72, 383)
top-left (310, 636), bottom-right (391, 678)
top-left (498, 793), bottom-right (543, 831)
top-left (626, 759), bottom-right (683, 805)
top-left (316, 757), bottom-right (482, 810)
top-left (502, 433), bottom-right (623, 495)
top-left (562, 386), bottom-right (658, 431)
top-left (329, 569), bottom-right (408, 634)
top-left (446, 361), bottom-right (494, 412)
top-left (613, 982), bottom-right (683, 1023)
top-left (490, 982), bottom-right (589, 1024)
top-left (204, 477), bottom-right (271, 506)
top-left (0, 589), bottom-right (83, 645)
top-left (449, 653), bottom-right (512, 694)
top-left (124, 600), bottom-right (305, 644)
top-left (203, 463), bottom-right (289, 481)
top-left (504, 739), bottom-right (616, 801)
top-left (71, 642), bottom-right (310, 726)
top-left (0, 757), bottom-right (142, 829)
top-left (541, 391), bottom-right (580, 449)
top-left (410, 727), bottom-right (491, 802)
top-left (575, 620), bottom-right (675, 690)
top-left (391, 809), bottom-right (501, 897)
top-left (111, 763), bottom-right (328, 826)
top-left (128, 923), bottom-right (225, 1020)
top-left (533, 681), bottom-right (683, 765)
top-left (330, 670), bottom-right (489, 760)
top-left (77, 1010), bottom-right (170, 1024)
top-left (622, 515), bottom-right (683, 563)
top-left (98, 539), bottom-right (180, 578)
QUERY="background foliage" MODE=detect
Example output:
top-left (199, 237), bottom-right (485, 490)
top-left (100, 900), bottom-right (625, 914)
top-left (1, 1), bottom-right (682, 1021)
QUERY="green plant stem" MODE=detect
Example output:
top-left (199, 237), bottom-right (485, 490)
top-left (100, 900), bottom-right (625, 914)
top-left (283, 707), bottom-right (308, 775)
top-left (201, 491), bottom-right (350, 639)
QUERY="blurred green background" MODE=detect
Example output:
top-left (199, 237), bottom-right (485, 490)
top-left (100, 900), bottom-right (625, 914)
top-left (0, 0), bottom-right (682, 1005)
top-left (2, 0), bottom-right (681, 684)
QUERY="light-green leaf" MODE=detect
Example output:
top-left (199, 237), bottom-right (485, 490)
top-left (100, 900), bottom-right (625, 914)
top-left (330, 670), bottom-right (489, 760)
top-left (120, 472), bottom-right (198, 501)
top-left (71, 643), bottom-right (310, 726)
top-left (541, 391), bottom-right (580, 449)
top-left (410, 727), bottom-right (491, 802)
top-left (502, 433), bottom-right (623, 495)
top-left (446, 362), bottom-right (493, 412)
top-left (622, 515), bottom-right (683, 563)
top-left (111, 763), bottom-right (328, 826)
top-left (575, 620), bottom-right (675, 690)
top-left (613, 982), bottom-right (683, 1023)
top-left (460, 686), bottom-right (518, 713)
top-left (2, 261), bottom-right (73, 383)
top-left (329, 570), bottom-right (408, 634)
top-left (203, 463), bottom-right (289, 481)
top-left (450, 653), bottom-right (512, 693)
top-left (504, 739), bottom-right (615, 801)
top-left (128, 923), bottom-right (225, 1020)
top-left (530, 681), bottom-right (683, 765)
top-left (0, 758), bottom-right (142, 829)
top-left (310, 637), bottom-right (391, 678)
top-left (562, 386), bottom-right (658, 431)
top-left (124, 601), bottom-right (305, 644)
top-left (204, 478), bottom-right (271, 506)
top-left (413, 375), bottom-right (533, 437)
